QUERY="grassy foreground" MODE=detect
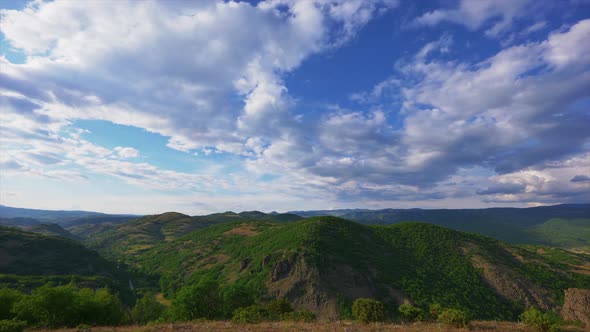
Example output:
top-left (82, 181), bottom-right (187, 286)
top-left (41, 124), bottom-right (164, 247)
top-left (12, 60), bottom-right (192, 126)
top-left (31, 320), bottom-right (587, 332)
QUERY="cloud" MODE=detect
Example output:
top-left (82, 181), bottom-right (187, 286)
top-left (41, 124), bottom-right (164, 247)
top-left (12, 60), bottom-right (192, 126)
top-left (413, 0), bottom-right (535, 37)
top-left (114, 147), bottom-right (140, 159)
top-left (251, 19), bottom-right (590, 203)
top-left (571, 175), bottom-right (590, 183)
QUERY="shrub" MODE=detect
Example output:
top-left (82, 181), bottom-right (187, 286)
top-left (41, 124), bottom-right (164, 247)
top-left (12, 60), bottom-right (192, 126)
top-left (429, 303), bottom-right (443, 319)
top-left (10, 284), bottom-right (125, 328)
top-left (220, 284), bottom-right (254, 318)
top-left (520, 307), bottom-right (562, 332)
top-left (437, 308), bottom-right (470, 328)
top-left (0, 320), bottom-right (26, 332)
top-left (398, 303), bottom-right (423, 322)
top-left (352, 298), bottom-right (386, 323)
top-left (232, 305), bottom-right (268, 324)
top-left (0, 289), bottom-right (24, 320)
top-left (281, 310), bottom-right (316, 322)
top-left (131, 293), bottom-right (165, 324)
top-left (266, 299), bottom-right (293, 320)
top-left (168, 279), bottom-right (221, 321)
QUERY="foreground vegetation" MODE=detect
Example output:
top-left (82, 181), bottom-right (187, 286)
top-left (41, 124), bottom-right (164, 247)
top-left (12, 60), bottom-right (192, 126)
top-left (1, 215), bottom-right (589, 331)
top-left (21, 320), bottom-right (589, 332)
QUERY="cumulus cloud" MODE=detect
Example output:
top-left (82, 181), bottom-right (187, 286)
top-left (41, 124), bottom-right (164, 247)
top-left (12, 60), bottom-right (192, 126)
top-left (0, 0), bottom-right (588, 210)
top-left (114, 147), bottom-right (140, 159)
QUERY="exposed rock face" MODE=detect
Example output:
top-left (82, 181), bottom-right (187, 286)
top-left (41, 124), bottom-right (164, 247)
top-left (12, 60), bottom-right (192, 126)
top-left (267, 254), bottom-right (338, 319)
top-left (562, 288), bottom-right (590, 327)
top-left (266, 253), bottom-right (410, 320)
top-left (470, 253), bottom-right (555, 310)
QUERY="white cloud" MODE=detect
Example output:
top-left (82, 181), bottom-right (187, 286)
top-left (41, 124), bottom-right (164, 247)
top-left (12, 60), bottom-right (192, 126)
top-left (413, 0), bottom-right (535, 37)
top-left (114, 147), bottom-right (140, 159)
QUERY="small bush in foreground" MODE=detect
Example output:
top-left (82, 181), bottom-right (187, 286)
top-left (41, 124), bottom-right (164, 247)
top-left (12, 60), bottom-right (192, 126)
top-left (0, 320), bottom-right (26, 332)
top-left (520, 307), bottom-right (562, 332)
top-left (352, 298), bottom-right (386, 323)
top-left (437, 308), bottom-right (470, 328)
top-left (398, 303), bottom-right (423, 322)
top-left (232, 305), bottom-right (268, 324)
top-left (281, 309), bottom-right (316, 322)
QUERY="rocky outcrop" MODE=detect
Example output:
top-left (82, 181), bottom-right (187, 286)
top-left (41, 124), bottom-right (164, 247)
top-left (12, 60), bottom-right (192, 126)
top-left (562, 288), bottom-right (590, 327)
top-left (470, 254), bottom-right (555, 310)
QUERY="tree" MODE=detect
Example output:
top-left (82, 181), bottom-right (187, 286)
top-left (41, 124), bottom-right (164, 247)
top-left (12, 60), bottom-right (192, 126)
top-left (0, 289), bottom-right (24, 320)
top-left (169, 279), bottom-right (221, 320)
top-left (520, 307), bottom-right (562, 332)
top-left (220, 284), bottom-right (254, 318)
top-left (437, 308), bottom-right (470, 328)
top-left (352, 298), bottom-right (386, 323)
top-left (132, 293), bottom-right (165, 324)
top-left (398, 303), bottom-right (423, 322)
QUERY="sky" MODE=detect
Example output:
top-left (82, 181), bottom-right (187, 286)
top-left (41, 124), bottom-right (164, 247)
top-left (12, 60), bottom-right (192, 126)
top-left (1, 0), bottom-right (589, 214)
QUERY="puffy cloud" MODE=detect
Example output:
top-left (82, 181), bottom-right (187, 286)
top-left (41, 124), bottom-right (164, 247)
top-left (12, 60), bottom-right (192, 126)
top-left (114, 147), bottom-right (140, 159)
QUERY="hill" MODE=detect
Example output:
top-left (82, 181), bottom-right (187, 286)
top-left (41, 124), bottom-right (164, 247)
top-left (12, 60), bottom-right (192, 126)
top-left (24, 223), bottom-right (79, 241)
top-left (290, 204), bottom-right (590, 250)
top-left (86, 211), bottom-right (303, 260)
top-left (133, 217), bottom-right (590, 320)
top-left (0, 226), bottom-right (131, 296)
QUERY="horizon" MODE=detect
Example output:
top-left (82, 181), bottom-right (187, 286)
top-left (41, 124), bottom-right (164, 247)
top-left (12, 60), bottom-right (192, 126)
top-left (1, 0), bottom-right (589, 215)
top-left (2, 202), bottom-right (588, 217)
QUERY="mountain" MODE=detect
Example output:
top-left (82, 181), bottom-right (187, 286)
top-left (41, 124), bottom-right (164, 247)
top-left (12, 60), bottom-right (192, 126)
top-left (0, 205), bottom-right (139, 225)
top-left (86, 211), bottom-right (303, 260)
top-left (133, 217), bottom-right (590, 320)
top-left (24, 223), bottom-right (79, 241)
top-left (290, 204), bottom-right (590, 251)
top-left (0, 226), bottom-right (131, 297)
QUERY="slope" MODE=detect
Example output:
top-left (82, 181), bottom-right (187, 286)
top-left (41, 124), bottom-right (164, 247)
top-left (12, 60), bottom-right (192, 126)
top-left (134, 217), bottom-right (590, 320)
top-left (86, 211), bottom-right (303, 260)
top-left (291, 204), bottom-right (590, 249)
top-left (0, 226), bottom-right (130, 296)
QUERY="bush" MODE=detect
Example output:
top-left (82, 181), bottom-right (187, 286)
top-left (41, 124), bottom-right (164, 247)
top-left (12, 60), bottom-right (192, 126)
top-left (10, 284), bottom-right (125, 328)
top-left (132, 293), bottom-right (165, 324)
top-left (281, 310), bottom-right (316, 322)
top-left (398, 303), bottom-right (423, 322)
top-left (232, 305), bottom-right (268, 324)
top-left (0, 289), bottom-right (24, 320)
top-left (437, 308), bottom-right (470, 328)
top-left (168, 279), bottom-right (221, 321)
top-left (520, 307), bottom-right (562, 332)
top-left (266, 299), bottom-right (293, 320)
top-left (352, 298), bottom-right (386, 323)
top-left (220, 284), bottom-right (254, 318)
top-left (0, 320), bottom-right (26, 332)
top-left (429, 303), bottom-right (443, 319)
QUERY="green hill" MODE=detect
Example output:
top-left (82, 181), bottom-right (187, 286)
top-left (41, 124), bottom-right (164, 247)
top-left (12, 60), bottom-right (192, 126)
top-left (24, 223), bottom-right (79, 241)
top-left (527, 218), bottom-right (590, 252)
top-left (291, 204), bottom-right (590, 250)
top-left (0, 226), bottom-right (131, 296)
top-left (86, 211), bottom-right (303, 260)
top-left (133, 217), bottom-right (590, 320)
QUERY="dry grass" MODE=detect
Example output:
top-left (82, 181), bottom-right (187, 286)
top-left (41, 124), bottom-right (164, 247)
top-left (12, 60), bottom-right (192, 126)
top-left (28, 321), bottom-right (587, 332)
top-left (223, 225), bottom-right (258, 237)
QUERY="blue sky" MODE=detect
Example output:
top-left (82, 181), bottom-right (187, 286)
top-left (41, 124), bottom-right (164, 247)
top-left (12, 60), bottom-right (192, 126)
top-left (1, 0), bottom-right (589, 214)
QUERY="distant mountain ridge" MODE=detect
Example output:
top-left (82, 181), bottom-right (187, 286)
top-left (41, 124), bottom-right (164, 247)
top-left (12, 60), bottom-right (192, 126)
top-left (290, 204), bottom-right (590, 251)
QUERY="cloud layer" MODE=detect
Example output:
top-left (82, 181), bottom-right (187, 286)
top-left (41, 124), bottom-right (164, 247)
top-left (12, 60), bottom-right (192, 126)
top-left (1, 0), bottom-right (588, 213)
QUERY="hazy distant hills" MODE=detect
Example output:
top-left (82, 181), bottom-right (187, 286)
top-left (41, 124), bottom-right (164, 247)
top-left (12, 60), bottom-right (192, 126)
top-left (291, 204), bottom-right (590, 251)
top-left (2, 204), bottom-right (588, 251)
